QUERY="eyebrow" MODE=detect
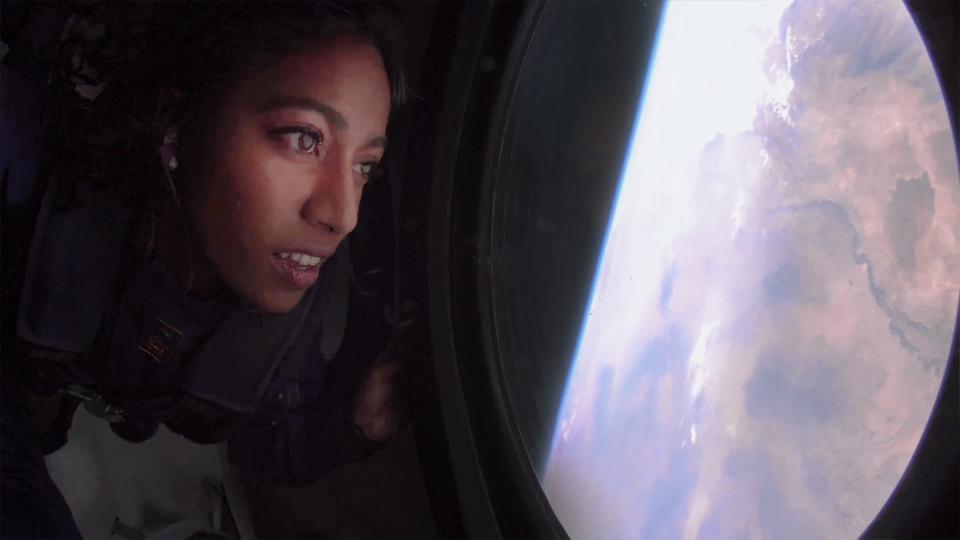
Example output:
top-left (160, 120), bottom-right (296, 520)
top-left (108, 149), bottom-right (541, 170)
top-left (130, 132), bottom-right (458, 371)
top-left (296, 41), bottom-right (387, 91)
top-left (259, 95), bottom-right (387, 149)
top-left (259, 95), bottom-right (348, 130)
top-left (365, 136), bottom-right (388, 150)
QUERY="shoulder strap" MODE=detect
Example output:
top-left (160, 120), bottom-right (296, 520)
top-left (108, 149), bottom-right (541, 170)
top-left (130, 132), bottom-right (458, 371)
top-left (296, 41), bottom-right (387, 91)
top-left (178, 242), bottom-right (350, 414)
top-left (17, 177), bottom-right (132, 352)
top-left (177, 284), bottom-right (319, 415)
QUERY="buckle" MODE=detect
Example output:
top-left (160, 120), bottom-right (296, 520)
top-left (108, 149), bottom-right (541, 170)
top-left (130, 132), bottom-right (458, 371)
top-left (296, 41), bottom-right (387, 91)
top-left (61, 384), bottom-right (126, 423)
top-left (138, 317), bottom-right (184, 364)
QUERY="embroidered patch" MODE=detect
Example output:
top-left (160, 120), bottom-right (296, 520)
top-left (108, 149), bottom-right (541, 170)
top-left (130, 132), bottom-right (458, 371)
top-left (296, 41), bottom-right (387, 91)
top-left (138, 317), bottom-right (184, 364)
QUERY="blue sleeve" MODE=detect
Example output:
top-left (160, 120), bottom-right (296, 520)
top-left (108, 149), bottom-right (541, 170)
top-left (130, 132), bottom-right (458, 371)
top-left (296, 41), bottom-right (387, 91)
top-left (2, 16), bottom-right (84, 537)
top-left (1, 53), bottom-right (47, 207)
top-left (1, 4), bottom-right (70, 207)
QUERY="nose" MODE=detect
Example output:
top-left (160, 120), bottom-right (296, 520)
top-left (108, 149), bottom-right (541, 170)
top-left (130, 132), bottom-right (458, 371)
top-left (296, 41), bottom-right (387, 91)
top-left (300, 154), bottom-right (359, 237)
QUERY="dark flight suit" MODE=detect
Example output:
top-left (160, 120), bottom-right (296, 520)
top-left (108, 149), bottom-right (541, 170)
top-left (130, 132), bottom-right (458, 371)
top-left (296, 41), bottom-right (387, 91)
top-left (0, 14), bottom-right (380, 539)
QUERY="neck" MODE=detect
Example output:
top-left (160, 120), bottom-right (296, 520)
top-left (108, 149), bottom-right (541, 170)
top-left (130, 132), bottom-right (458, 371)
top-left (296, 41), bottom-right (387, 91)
top-left (152, 204), bottom-right (224, 301)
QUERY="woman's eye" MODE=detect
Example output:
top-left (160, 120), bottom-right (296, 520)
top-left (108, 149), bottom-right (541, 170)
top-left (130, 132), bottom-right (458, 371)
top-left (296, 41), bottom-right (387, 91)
top-left (274, 128), bottom-right (324, 155)
top-left (352, 162), bottom-right (383, 181)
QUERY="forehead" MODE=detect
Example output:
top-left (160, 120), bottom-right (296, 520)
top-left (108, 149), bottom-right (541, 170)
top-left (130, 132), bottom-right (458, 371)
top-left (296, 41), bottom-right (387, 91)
top-left (236, 34), bottom-right (391, 129)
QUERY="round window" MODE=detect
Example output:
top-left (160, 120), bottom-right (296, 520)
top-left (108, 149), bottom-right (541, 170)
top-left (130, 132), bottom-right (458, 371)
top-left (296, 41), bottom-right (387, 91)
top-left (489, 1), bottom-right (960, 538)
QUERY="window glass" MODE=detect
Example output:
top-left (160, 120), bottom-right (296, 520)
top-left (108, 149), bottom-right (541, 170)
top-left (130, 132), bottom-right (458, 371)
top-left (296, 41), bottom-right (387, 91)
top-left (490, 0), bottom-right (658, 477)
top-left (493, 1), bottom-right (960, 539)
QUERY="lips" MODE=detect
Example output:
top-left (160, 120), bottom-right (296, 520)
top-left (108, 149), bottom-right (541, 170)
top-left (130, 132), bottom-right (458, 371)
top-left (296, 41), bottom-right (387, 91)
top-left (271, 252), bottom-right (322, 289)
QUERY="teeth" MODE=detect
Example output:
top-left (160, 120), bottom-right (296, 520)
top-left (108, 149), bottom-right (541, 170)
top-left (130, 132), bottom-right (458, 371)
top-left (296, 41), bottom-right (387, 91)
top-left (280, 252), bottom-right (322, 267)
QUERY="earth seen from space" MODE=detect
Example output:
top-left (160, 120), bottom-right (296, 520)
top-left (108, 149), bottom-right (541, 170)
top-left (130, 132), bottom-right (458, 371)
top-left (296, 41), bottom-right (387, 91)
top-left (542, 1), bottom-right (960, 538)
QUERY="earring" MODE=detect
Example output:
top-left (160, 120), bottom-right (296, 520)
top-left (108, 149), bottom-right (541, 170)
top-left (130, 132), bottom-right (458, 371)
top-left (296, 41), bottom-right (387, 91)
top-left (161, 129), bottom-right (179, 171)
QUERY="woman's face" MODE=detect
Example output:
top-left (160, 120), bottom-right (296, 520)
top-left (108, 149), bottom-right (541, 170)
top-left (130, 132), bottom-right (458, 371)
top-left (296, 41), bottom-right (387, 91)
top-left (182, 33), bottom-right (391, 313)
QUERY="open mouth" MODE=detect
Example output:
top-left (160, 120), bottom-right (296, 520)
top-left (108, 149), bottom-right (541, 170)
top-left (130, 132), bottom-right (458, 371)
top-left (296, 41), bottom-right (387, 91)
top-left (271, 252), bottom-right (322, 289)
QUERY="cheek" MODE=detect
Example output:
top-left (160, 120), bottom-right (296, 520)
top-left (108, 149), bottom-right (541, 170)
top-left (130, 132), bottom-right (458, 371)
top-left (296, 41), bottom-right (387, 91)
top-left (203, 120), bottom-right (269, 201)
top-left (189, 122), bottom-right (310, 267)
top-left (215, 152), bottom-right (309, 247)
top-left (211, 158), bottom-right (309, 269)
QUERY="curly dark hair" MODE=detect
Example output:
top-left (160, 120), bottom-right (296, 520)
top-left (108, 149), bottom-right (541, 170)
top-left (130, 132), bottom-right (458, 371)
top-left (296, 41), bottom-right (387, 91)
top-left (38, 1), bottom-right (407, 207)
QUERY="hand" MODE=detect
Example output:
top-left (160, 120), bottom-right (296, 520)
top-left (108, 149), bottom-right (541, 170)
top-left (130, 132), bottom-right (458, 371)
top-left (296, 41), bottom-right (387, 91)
top-left (351, 345), bottom-right (406, 444)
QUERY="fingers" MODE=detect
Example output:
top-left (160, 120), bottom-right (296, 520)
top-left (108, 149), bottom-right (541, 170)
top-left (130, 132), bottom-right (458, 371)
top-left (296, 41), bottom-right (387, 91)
top-left (369, 357), bottom-right (402, 378)
top-left (362, 361), bottom-right (402, 413)
top-left (352, 351), bottom-right (408, 443)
